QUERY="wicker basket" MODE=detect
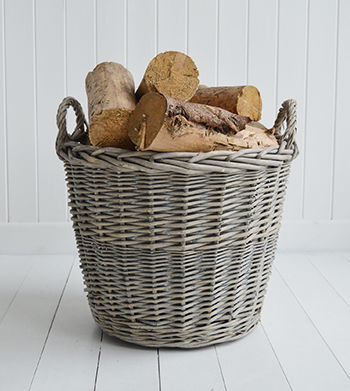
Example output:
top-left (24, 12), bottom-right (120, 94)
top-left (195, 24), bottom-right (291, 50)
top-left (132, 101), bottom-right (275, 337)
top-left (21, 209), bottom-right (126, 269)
top-left (56, 97), bottom-right (298, 348)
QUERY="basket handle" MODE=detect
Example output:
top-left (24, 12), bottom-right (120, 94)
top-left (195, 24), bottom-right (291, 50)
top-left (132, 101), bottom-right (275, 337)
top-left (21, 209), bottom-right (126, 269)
top-left (273, 99), bottom-right (299, 159)
top-left (56, 96), bottom-right (88, 154)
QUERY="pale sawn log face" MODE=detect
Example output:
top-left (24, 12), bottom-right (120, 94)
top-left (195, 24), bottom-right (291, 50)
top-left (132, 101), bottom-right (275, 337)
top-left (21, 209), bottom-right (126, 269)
top-left (89, 108), bottom-right (134, 149)
top-left (85, 62), bottom-right (137, 123)
top-left (135, 51), bottom-right (199, 102)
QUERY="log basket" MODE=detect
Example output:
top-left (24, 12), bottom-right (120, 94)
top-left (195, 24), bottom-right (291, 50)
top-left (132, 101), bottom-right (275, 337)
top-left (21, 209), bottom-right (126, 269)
top-left (56, 97), bottom-right (298, 348)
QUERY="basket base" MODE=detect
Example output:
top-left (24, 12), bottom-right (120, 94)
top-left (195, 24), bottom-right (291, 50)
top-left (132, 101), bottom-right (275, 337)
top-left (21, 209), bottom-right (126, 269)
top-left (90, 308), bottom-right (261, 348)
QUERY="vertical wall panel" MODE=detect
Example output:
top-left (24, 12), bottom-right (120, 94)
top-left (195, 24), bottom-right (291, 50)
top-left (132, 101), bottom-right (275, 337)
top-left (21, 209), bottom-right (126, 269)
top-left (217, 0), bottom-right (248, 86)
top-left (303, 0), bottom-right (338, 220)
top-left (333, 0), bottom-right (350, 220)
top-left (127, 0), bottom-right (157, 88)
top-left (158, 0), bottom-right (187, 54)
top-left (188, 0), bottom-right (217, 86)
top-left (4, 0), bottom-right (37, 222)
top-left (247, 0), bottom-right (278, 126)
top-left (36, 0), bottom-right (67, 222)
top-left (277, 0), bottom-right (308, 220)
top-left (96, 0), bottom-right (126, 65)
top-left (0, 0), bottom-right (349, 236)
top-left (66, 0), bottom-right (95, 113)
top-left (0, 0), bottom-right (7, 222)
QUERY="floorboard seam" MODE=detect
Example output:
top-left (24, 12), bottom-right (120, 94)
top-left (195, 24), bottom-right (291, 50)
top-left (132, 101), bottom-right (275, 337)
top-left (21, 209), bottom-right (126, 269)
top-left (274, 263), bottom-right (350, 381)
top-left (260, 322), bottom-right (293, 390)
top-left (93, 331), bottom-right (104, 391)
top-left (214, 345), bottom-right (228, 391)
top-left (0, 258), bottom-right (35, 326)
top-left (27, 256), bottom-right (75, 390)
top-left (157, 349), bottom-right (162, 391)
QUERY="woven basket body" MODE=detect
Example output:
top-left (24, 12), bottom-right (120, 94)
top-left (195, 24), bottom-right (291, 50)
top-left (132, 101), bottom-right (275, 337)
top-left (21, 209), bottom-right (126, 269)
top-left (56, 98), bottom-right (298, 348)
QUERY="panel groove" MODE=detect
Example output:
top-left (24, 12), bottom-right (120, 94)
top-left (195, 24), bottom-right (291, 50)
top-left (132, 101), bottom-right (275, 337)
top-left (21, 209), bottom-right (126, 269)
top-left (330, 0), bottom-right (340, 221)
top-left (1, 0), bottom-right (9, 223)
top-left (33, 0), bottom-right (39, 223)
top-left (246, 0), bottom-right (250, 84)
top-left (301, 0), bottom-right (310, 220)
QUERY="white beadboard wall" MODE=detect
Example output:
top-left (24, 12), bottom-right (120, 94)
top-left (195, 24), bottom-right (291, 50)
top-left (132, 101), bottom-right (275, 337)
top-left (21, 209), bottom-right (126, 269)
top-left (0, 0), bottom-right (349, 253)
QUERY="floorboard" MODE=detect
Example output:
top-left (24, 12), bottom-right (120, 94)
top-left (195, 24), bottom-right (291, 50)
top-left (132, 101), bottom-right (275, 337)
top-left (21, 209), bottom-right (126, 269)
top-left (275, 252), bottom-right (350, 379)
top-left (0, 256), bottom-right (35, 325)
top-left (307, 252), bottom-right (350, 306)
top-left (159, 345), bottom-right (225, 391)
top-left (95, 334), bottom-right (159, 391)
top-left (0, 252), bottom-right (350, 391)
top-left (262, 254), bottom-right (350, 391)
top-left (216, 324), bottom-right (291, 391)
top-left (29, 258), bottom-right (102, 391)
top-left (0, 255), bottom-right (75, 391)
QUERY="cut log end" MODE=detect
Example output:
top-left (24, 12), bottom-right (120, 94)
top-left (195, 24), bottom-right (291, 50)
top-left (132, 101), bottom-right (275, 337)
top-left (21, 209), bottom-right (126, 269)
top-left (236, 86), bottom-right (262, 121)
top-left (136, 51), bottom-right (199, 101)
top-left (128, 92), bottom-right (167, 149)
top-left (89, 108), bottom-right (134, 149)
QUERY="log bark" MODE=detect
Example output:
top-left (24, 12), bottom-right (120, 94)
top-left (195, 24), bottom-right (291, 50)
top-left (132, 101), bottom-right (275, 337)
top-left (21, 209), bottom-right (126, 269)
top-left (135, 51), bottom-right (200, 102)
top-left (88, 108), bottom-right (134, 149)
top-left (128, 92), bottom-right (256, 152)
top-left (190, 85), bottom-right (262, 121)
top-left (85, 61), bottom-right (137, 123)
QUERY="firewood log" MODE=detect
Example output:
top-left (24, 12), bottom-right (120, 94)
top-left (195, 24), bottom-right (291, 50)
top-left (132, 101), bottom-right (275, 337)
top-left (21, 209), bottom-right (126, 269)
top-left (85, 62), bottom-right (137, 149)
top-left (135, 51), bottom-right (200, 102)
top-left (190, 85), bottom-right (262, 121)
top-left (88, 108), bottom-right (134, 149)
top-left (128, 92), bottom-right (257, 152)
top-left (230, 122), bottom-right (277, 151)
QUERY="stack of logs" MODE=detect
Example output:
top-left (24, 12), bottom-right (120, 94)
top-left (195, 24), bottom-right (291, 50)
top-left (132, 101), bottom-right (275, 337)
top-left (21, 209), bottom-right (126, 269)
top-left (85, 51), bottom-right (277, 153)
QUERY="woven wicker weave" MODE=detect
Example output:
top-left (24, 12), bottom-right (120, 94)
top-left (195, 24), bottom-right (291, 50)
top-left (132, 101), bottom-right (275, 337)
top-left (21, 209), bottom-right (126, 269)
top-left (56, 97), bottom-right (298, 348)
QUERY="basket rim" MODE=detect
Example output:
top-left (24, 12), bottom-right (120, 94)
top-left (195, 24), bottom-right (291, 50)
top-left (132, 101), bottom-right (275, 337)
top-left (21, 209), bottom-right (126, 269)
top-left (56, 97), bottom-right (298, 174)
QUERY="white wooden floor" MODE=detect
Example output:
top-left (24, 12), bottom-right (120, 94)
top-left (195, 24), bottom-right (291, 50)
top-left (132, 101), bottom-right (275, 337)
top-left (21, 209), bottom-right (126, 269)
top-left (1, 251), bottom-right (350, 391)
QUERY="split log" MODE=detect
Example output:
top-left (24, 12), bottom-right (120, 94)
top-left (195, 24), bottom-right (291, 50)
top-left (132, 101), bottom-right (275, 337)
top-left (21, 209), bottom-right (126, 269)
top-left (85, 62), bottom-right (137, 149)
top-left (229, 122), bottom-right (277, 151)
top-left (135, 51), bottom-right (200, 102)
top-left (85, 61), bottom-right (137, 123)
top-left (190, 85), bottom-right (262, 121)
top-left (88, 108), bottom-right (134, 149)
top-left (128, 92), bottom-right (254, 152)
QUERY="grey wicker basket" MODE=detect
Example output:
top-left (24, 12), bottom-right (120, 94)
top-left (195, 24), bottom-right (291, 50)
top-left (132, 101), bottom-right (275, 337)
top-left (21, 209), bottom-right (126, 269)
top-left (56, 97), bottom-right (298, 348)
